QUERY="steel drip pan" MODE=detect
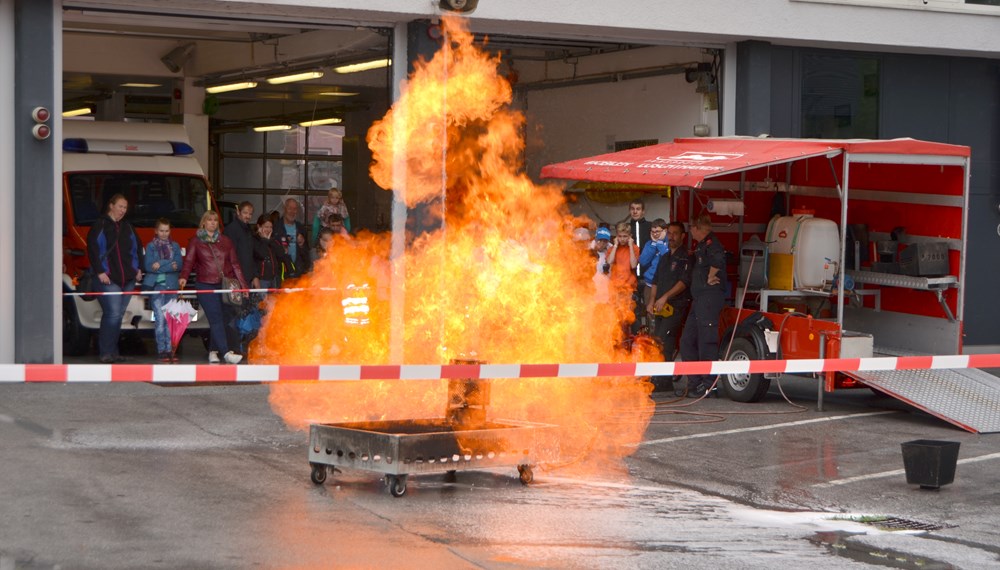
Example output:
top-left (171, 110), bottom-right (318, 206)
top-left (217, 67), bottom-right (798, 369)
top-left (308, 418), bottom-right (553, 497)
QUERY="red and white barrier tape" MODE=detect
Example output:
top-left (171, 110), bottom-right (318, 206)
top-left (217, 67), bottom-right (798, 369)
top-left (63, 286), bottom-right (337, 297)
top-left (3, 354), bottom-right (1000, 383)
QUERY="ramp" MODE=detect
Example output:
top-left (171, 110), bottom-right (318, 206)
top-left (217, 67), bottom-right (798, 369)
top-left (848, 367), bottom-right (1000, 434)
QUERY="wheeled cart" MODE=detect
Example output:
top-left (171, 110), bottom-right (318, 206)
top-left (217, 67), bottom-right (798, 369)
top-left (308, 418), bottom-right (552, 497)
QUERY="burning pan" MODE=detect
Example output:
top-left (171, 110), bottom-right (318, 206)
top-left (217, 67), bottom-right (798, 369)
top-left (308, 418), bottom-right (553, 497)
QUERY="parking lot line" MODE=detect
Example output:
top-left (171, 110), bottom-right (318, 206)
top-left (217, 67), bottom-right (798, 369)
top-left (812, 451), bottom-right (1000, 488)
top-left (637, 411), bottom-right (898, 447)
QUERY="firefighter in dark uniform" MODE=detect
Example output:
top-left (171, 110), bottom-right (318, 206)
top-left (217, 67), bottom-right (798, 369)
top-left (646, 222), bottom-right (691, 392)
top-left (680, 214), bottom-right (728, 398)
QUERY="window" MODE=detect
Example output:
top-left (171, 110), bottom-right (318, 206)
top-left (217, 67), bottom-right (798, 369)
top-left (800, 54), bottom-right (879, 139)
top-left (218, 125), bottom-right (344, 222)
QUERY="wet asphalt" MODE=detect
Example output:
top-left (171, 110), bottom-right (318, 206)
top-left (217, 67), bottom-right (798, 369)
top-left (1, 337), bottom-right (998, 569)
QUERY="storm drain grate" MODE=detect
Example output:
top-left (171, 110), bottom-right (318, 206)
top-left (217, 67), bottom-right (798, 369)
top-left (851, 516), bottom-right (951, 532)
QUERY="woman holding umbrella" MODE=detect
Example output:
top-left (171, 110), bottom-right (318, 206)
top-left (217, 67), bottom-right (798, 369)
top-left (142, 218), bottom-right (183, 362)
top-left (178, 210), bottom-right (248, 364)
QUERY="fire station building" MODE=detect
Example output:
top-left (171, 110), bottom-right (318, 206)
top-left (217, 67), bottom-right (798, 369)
top-left (0, 0), bottom-right (997, 363)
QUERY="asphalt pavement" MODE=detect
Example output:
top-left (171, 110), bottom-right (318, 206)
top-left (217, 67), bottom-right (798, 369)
top-left (2, 337), bottom-right (997, 568)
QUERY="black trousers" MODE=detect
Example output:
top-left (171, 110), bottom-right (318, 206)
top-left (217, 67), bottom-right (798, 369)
top-left (651, 304), bottom-right (687, 390)
top-left (679, 292), bottom-right (725, 390)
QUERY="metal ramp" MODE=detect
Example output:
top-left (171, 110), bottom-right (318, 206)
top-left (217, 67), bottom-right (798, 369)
top-left (848, 366), bottom-right (1000, 434)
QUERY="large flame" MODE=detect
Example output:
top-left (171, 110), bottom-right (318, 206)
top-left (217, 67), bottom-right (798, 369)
top-left (255, 17), bottom-right (656, 474)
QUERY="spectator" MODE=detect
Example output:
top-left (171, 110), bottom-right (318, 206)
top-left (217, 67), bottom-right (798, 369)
top-left (326, 213), bottom-right (351, 239)
top-left (178, 210), bottom-right (248, 365)
top-left (638, 218), bottom-right (670, 309)
top-left (142, 218), bottom-right (183, 363)
top-left (646, 222), bottom-right (692, 393)
top-left (624, 199), bottom-right (653, 333)
top-left (591, 226), bottom-right (612, 304)
top-left (311, 185), bottom-right (351, 245)
top-left (223, 201), bottom-right (259, 353)
top-left (680, 214), bottom-right (729, 398)
top-left (624, 199), bottom-right (652, 275)
top-left (272, 198), bottom-right (311, 277)
top-left (252, 214), bottom-right (292, 291)
top-left (311, 226), bottom-right (335, 266)
top-left (606, 221), bottom-right (639, 331)
top-left (86, 193), bottom-right (143, 364)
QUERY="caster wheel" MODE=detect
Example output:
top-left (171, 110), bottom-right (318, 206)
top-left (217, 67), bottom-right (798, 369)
top-left (387, 475), bottom-right (407, 497)
top-left (310, 463), bottom-right (327, 485)
top-left (517, 464), bottom-right (534, 485)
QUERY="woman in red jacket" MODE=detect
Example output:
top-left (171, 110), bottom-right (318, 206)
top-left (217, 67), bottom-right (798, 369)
top-left (179, 210), bottom-right (248, 364)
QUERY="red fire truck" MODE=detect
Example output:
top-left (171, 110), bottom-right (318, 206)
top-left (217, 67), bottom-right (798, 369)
top-left (544, 137), bottom-right (1000, 433)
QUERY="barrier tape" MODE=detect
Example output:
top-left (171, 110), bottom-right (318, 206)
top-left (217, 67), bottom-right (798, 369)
top-left (63, 286), bottom-right (348, 297)
top-left (3, 354), bottom-right (1000, 383)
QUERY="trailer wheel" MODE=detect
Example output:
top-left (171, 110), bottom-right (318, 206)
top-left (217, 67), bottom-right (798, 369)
top-left (720, 338), bottom-right (771, 403)
top-left (310, 463), bottom-right (327, 485)
top-left (388, 475), bottom-right (407, 497)
top-left (517, 464), bottom-right (534, 485)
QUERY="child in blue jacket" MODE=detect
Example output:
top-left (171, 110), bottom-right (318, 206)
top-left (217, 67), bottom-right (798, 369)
top-left (143, 218), bottom-right (184, 362)
top-left (639, 218), bottom-right (670, 308)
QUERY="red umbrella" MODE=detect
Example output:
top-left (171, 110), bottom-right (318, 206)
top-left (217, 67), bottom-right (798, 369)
top-left (162, 298), bottom-right (197, 359)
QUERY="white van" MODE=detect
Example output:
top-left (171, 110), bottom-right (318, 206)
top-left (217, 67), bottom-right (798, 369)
top-left (62, 121), bottom-right (217, 356)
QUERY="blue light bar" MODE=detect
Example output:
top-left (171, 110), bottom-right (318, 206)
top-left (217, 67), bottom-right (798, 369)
top-left (63, 138), bottom-right (89, 153)
top-left (170, 142), bottom-right (195, 156)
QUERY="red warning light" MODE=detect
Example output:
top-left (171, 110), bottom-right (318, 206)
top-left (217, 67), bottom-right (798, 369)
top-left (32, 107), bottom-right (51, 123)
top-left (32, 124), bottom-right (51, 140)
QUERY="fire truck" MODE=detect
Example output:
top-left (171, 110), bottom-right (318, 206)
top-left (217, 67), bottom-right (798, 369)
top-left (543, 137), bottom-right (1000, 433)
top-left (62, 121), bottom-right (217, 356)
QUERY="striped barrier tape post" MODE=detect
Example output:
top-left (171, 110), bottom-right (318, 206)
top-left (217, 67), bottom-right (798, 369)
top-left (2, 354), bottom-right (1000, 383)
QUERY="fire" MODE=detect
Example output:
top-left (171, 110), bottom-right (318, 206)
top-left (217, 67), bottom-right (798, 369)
top-left (254, 17), bottom-right (656, 474)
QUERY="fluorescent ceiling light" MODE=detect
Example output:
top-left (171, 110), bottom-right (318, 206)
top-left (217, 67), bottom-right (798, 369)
top-left (205, 81), bottom-right (258, 94)
top-left (319, 91), bottom-right (359, 97)
top-left (62, 107), bottom-right (94, 117)
top-left (253, 124), bottom-right (293, 132)
top-left (299, 117), bottom-right (343, 127)
top-left (266, 70), bottom-right (324, 85)
top-left (120, 82), bottom-right (162, 88)
top-left (334, 58), bottom-right (391, 74)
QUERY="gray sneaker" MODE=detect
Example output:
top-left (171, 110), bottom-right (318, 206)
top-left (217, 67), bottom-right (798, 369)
top-left (223, 351), bottom-right (243, 365)
top-left (208, 351), bottom-right (220, 364)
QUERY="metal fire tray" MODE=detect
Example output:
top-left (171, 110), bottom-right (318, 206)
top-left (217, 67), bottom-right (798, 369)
top-left (307, 418), bottom-right (553, 497)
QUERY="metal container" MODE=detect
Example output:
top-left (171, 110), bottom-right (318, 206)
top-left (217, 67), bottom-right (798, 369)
top-left (307, 361), bottom-right (552, 497)
top-left (308, 418), bottom-right (552, 497)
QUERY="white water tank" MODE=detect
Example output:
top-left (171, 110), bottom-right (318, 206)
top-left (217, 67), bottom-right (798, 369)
top-left (765, 214), bottom-right (840, 289)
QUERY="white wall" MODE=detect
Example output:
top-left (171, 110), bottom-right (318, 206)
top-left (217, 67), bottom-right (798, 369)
top-left (102, 0), bottom-right (1000, 58)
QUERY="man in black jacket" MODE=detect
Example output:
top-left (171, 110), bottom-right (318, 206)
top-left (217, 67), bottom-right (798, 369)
top-left (626, 199), bottom-right (652, 333)
top-left (86, 193), bottom-right (143, 363)
top-left (646, 222), bottom-right (692, 393)
top-left (223, 201), bottom-right (259, 352)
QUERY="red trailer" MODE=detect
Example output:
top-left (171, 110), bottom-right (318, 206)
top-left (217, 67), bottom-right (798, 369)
top-left (543, 137), bottom-right (1000, 433)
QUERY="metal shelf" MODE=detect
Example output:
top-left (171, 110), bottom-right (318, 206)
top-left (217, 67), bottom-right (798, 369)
top-left (846, 270), bottom-right (958, 322)
top-left (846, 270), bottom-right (957, 290)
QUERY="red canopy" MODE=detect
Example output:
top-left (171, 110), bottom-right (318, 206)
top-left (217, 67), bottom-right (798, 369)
top-left (540, 137), bottom-right (970, 188)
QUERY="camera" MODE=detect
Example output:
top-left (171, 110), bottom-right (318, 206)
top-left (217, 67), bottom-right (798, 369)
top-left (439, 0), bottom-right (479, 13)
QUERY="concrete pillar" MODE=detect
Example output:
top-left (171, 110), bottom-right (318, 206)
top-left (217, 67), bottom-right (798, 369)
top-left (13, 0), bottom-right (60, 363)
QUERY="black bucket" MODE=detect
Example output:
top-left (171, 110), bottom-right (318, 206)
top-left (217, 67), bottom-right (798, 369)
top-left (901, 439), bottom-right (960, 490)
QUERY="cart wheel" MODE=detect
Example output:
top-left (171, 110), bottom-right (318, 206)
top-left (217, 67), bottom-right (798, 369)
top-left (310, 463), bottom-right (327, 485)
top-left (387, 475), bottom-right (407, 497)
top-left (517, 464), bottom-right (534, 485)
